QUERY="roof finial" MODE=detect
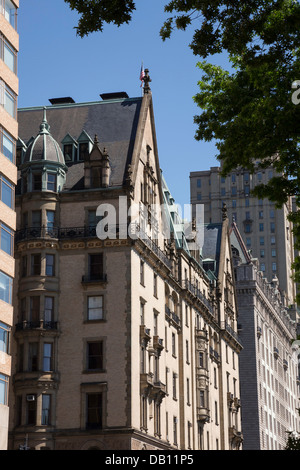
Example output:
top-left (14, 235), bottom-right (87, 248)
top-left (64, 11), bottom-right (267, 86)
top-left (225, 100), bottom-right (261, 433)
top-left (39, 107), bottom-right (50, 134)
top-left (143, 69), bottom-right (152, 94)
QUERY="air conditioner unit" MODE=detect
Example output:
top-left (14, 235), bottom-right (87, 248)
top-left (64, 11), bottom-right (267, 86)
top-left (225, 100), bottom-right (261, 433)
top-left (26, 395), bottom-right (35, 402)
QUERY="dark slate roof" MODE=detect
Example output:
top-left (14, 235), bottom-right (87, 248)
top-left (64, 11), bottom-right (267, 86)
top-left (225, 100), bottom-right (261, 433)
top-left (17, 97), bottom-right (142, 190)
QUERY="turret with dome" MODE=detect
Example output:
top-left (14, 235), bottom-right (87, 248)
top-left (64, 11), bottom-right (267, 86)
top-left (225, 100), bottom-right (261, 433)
top-left (20, 108), bottom-right (68, 193)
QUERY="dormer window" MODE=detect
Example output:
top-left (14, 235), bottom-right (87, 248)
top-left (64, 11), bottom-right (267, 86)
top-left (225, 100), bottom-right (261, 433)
top-left (79, 142), bottom-right (89, 161)
top-left (77, 130), bottom-right (93, 161)
top-left (61, 134), bottom-right (77, 163)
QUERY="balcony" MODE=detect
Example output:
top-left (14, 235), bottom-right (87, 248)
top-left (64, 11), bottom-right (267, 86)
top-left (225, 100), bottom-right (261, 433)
top-left (165, 305), bottom-right (181, 327)
top-left (153, 336), bottom-right (164, 352)
top-left (15, 225), bottom-right (121, 243)
top-left (81, 274), bottom-right (107, 284)
top-left (140, 325), bottom-right (151, 343)
top-left (273, 347), bottom-right (279, 359)
top-left (220, 321), bottom-right (242, 346)
top-left (283, 359), bottom-right (288, 370)
top-left (15, 320), bottom-right (58, 331)
top-left (183, 279), bottom-right (214, 315)
top-left (197, 406), bottom-right (210, 423)
top-left (257, 326), bottom-right (262, 338)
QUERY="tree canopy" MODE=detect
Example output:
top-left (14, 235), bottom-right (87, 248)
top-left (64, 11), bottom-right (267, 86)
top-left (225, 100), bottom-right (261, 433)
top-left (64, 0), bottom-right (300, 302)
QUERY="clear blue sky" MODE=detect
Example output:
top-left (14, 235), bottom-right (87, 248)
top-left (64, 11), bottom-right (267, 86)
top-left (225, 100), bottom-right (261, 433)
top-left (18, 0), bottom-right (229, 208)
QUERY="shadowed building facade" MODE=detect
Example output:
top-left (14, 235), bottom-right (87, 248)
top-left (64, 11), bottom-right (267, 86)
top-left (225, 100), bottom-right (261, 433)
top-left (8, 78), bottom-right (243, 450)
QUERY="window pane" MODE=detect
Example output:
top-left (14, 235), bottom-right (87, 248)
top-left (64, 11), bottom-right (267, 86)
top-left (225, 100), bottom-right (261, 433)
top-left (4, 0), bottom-right (17, 29)
top-left (47, 173), bottom-right (56, 191)
top-left (44, 296), bottom-right (53, 322)
top-left (1, 175), bottom-right (13, 208)
top-left (46, 254), bottom-right (54, 276)
top-left (88, 296), bottom-right (103, 320)
top-left (0, 374), bottom-right (8, 405)
top-left (86, 393), bottom-right (102, 428)
top-left (0, 222), bottom-right (13, 255)
top-left (4, 86), bottom-right (15, 118)
top-left (43, 343), bottom-right (53, 371)
top-left (88, 342), bottom-right (103, 369)
top-left (2, 129), bottom-right (15, 162)
top-left (3, 41), bottom-right (15, 73)
top-left (0, 270), bottom-right (12, 304)
top-left (42, 394), bottom-right (51, 425)
top-left (0, 322), bottom-right (9, 353)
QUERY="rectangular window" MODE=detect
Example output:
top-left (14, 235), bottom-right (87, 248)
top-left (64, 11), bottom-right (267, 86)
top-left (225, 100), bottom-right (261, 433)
top-left (88, 253), bottom-right (103, 281)
top-left (0, 321), bottom-right (10, 354)
top-left (0, 80), bottom-right (16, 118)
top-left (43, 343), bottom-right (53, 371)
top-left (26, 395), bottom-right (37, 425)
top-left (246, 238), bottom-right (251, 248)
top-left (86, 393), bottom-right (102, 429)
top-left (270, 222), bottom-right (275, 233)
top-left (42, 394), bottom-right (51, 425)
top-left (32, 210), bottom-right (41, 227)
top-left (197, 192), bottom-right (201, 201)
top-left (87, 296), bottom-right (103, 321)
top-left (172, 373), bottom-right (177, 399)
top-left (259, 223), bottom-right (264, 232)
top-left (3, 0), bottom-right (17, 29)
top-left (46, 210), bottom-right (55, 234)
top-left (0, 174), bottom-right (14, 208)
top-left (197, 179), bottom-right (201, 187)
top-left (46, 254), bottom-right (55, 276)
top-left (260, 236), bottom-right (264, 246)
top-left (173, 416), bottom-right (178, 445)
top-left (140, 260), bottom-right (144, 285)
top-left (28, 342), bottom-right (38, 371)
top-left (32, 173), bottom-right (42, 191)
top-left (29, 296), bottom-right (40, 322)
top-left (47, 173), bottom-right (56, 191)
top-left (272, 262), bottom-right (277, 272)
top-left (0, 373), bottom-right (8, 405)
top-left (0, 270), bottom-right (12, 304)
top-left (231, 187), bottom-right (237, 196)
top-left (87, 341), bottom-right (103, 370)
top-left (78, 142), bottom-right (89, 161)
top-left (1, 127), bottom-right (16, 162)
top-left (44, 296), bottom-right (54, 324)
top-left (30, 253), bottom-right (41, 275)
top-left (272, 248), bottom-right (276, 257)
top-left (260, 249), bottom-right (265, 258)
top-left (153, 273), bottom-right (157, 297)
top-left (1, 34), bottom-right (17, 73)
top-left (0, 221), bottom-right (13, 255)
top-left (172, 332), bottom-right (176, 356)
top-left (63, 143), bottom-right (74, 162)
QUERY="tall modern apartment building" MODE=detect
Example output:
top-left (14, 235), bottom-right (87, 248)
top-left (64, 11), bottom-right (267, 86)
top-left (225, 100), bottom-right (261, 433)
top-left (0, 0), bottom-right (18, 450)
top-left (190, 166), bottom-right (296, 307)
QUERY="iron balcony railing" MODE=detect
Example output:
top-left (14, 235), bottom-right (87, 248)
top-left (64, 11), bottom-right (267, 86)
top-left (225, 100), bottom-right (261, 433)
top-left (183, 279), bottom-right (214, 314)
top-left (220, 321), bottom-right (242, 346)
top-left (15, 320), bottom-right (58, 331)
